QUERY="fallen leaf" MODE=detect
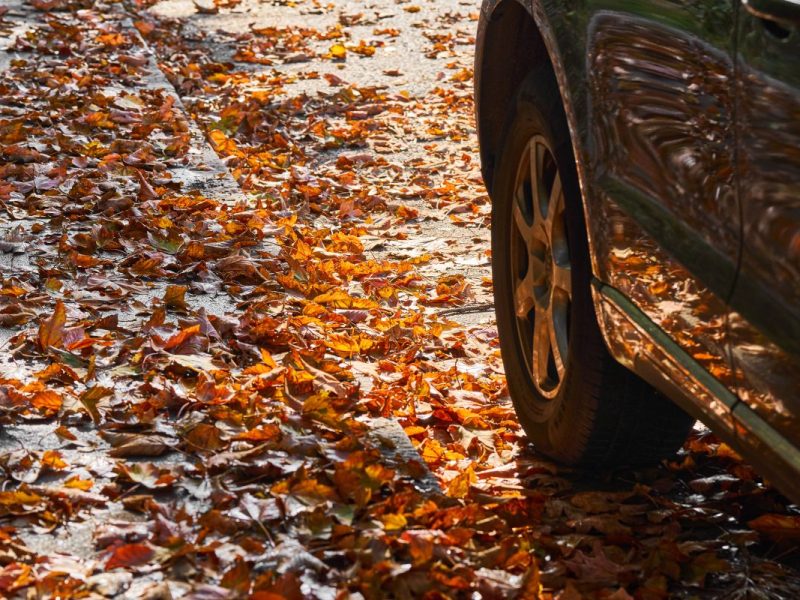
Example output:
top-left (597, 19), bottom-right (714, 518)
top-left (106, 544), bottom-right (154, 570)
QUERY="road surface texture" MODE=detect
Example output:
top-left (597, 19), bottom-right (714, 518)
top-left (0, 0), bottom-right (798, 598)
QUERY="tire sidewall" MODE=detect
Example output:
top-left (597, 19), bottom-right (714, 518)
top-left (491, 81), bottom-right (602, 462)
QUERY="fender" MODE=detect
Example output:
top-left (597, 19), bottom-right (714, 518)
top-left (474, 0), bottom-right (601, 276)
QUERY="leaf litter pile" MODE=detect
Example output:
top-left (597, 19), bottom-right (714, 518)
top-left (0, 0), bottom-right (799, 598)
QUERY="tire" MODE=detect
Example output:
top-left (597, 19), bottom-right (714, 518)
top-left (491, 69), bottom-right (694, 467)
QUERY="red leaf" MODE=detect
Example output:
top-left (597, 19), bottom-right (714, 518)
top-left (106, 543), bottom-right (153, 570)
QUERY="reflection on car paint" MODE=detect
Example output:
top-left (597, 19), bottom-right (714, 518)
top-left (586, 12), bottom-right (738, 417)
top-left (731, 15), bottom-right (800, 450)
top-left (593, 195), bottom-right (736, 390)
top-left (594, 286), bottom-right (736, 432)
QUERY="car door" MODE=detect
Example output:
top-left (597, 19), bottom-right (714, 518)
top-left (585, 1), bottom-right (740, 424)
top-left (730, 6), bottom-right (800, 451)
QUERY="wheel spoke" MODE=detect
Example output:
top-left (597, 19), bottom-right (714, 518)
top-left (532, 303), bottom-right (551, 385)
top-left (529, 252), bottom-right (547, 286)
top-left (512, 195), bottom-right (533, 245)
top-left (514, 271), bottom-right (535, 318)
top-left (552, 263), bottom-right (571, 295)
top-left (529, 141), bottom-right (547, 232)
top-left (547, 170), bottom-right (563, 224)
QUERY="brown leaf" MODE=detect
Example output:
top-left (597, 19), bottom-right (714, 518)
top-left (747, 514), bottom-right (800, 542)
top-left (54, 425), bottom-right (77, 441)
top-left (163, 285), bottom-right (189, 311)
top-left (105, 433), bottom-right (171, 458)
top-left (80, 386), bottom-right (112, 424)
top-left (221, 558), bottom-right (251, 593)
top-left (135, 169), bottom-right (158, 200)
top-left (115, 463), bottom-right (175, 489)
top-left (517, 559), bottom-right (542, 599)
top-left (184, 423), bottom-right (225, 451)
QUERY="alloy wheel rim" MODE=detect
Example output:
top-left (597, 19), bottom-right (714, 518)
top-left (509, 135), bottom-right (572, 399)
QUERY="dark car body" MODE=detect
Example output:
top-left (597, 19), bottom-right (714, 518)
top-left (475, 0), bottom-right (800, 501)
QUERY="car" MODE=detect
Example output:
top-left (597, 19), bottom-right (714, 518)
top-left (474, 0), bottom-right (800, 502)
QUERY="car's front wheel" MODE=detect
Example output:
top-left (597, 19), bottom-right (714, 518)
top-left (491, 70), bottom-right (694, 467)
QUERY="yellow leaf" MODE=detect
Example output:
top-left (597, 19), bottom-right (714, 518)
top-left (330, 44), bottom-right (347, 59)
top-left (324, 333), bottom-right (373, 357)
top-left (446, 465), bottom-right (476, 499)
top-left (381, 513), bottom-right (407, 530)
top-left (313, 289), bottom-right (378, 309)
top-left (65, 476), bottom-right (94, 491)
top-left (420, 438), bottom-right (445, 464)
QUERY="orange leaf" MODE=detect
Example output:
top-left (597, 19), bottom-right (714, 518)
top-left (163, 325), bottom-right (201, 351)
top-left (38, 301), bottom-right (66, 351)
top-left (0, 490), bottom-right (42, 506)
top-left (41, 450), bottom-right (67, 470)
top-left (0, 563), bottom-right (33, 594)
top-left (30, 391), bottom-right (62, 416)
top-left (403, 531), bottom-right (434, 566)
top-left (234, 425), bottom-right (281, 442)
top-left (403, 426), bottom-right (426, 438)
top-left (419, 438), bottom-right (445, 465)
top-left (380, 513), bottom-right (407, 530)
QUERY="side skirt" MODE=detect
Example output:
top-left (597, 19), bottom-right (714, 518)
top-left (592, 280), bottom-right (800, 503)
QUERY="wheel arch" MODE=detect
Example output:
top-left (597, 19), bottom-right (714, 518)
top-left (475, 0), bottom-right (549, 192)
top-left (475, 0), bottom-right (600, 285)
